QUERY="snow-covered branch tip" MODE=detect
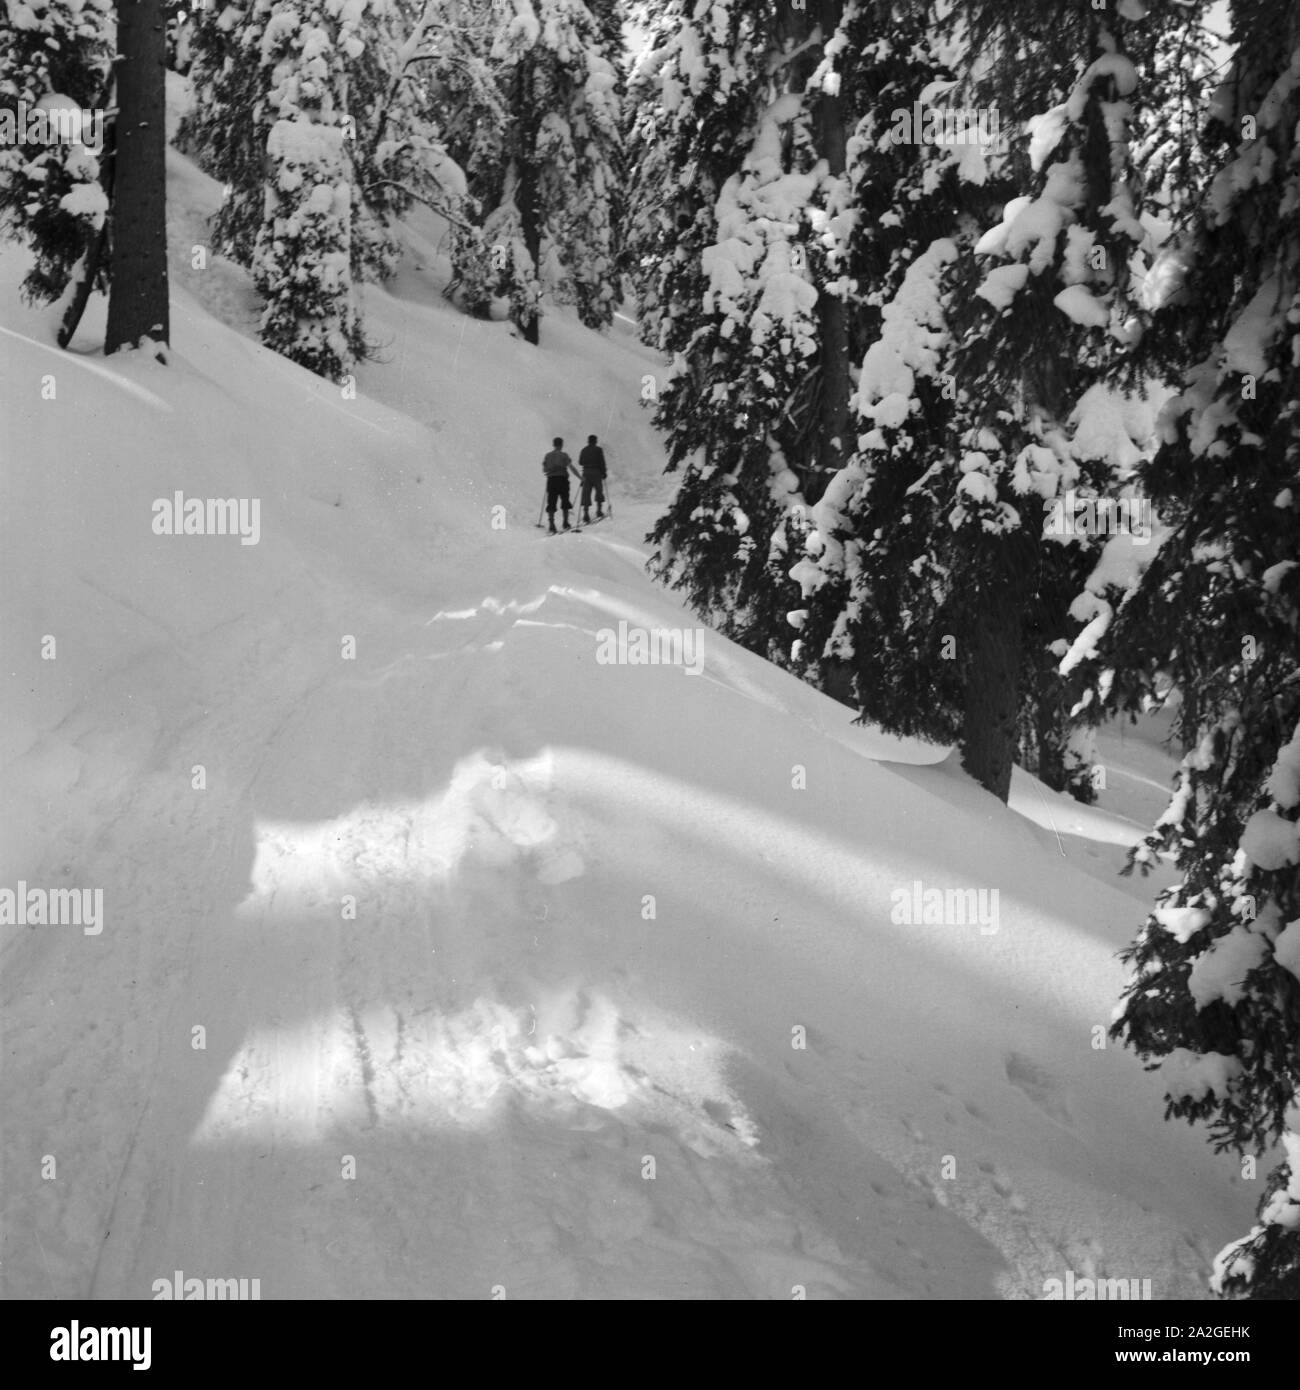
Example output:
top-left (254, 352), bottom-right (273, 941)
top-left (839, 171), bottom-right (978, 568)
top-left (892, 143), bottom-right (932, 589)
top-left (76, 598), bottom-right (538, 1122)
top-left (363, 181), bottom-right (475, 230)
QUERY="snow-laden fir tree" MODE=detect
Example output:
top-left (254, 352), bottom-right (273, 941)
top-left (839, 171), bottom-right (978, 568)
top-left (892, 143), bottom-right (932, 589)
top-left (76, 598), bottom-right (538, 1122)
top-left (177, 0), bottom-right (472, 376)
top-left (175, 3), bottom-right (276, 268)
top-left (249, 0), bottom-right (368, 379)
top-left (351, 0), bottom-right (479, 274)
top-left (0, 0), bottom-right (113, 322)
top-left (788, 1), bottom-right (1012, 727)
top-left (792, 0), bottom-right (1169, 800)
top-left (448, 0), bottom-right (623, 343)
top-left (1091, 0), bottom-right (1300, 1299)
top-left (628, 0), bottom-right (866, 655)
top-left (1014, 3), bottom-right (1220, 796)
top-left (421, 0), bottom-right (515, 317)
top-left (933, 2), bottom-right (1158, 801)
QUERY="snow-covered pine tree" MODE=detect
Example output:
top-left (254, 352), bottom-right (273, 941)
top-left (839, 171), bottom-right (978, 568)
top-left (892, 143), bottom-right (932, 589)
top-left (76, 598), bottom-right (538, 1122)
top-left (1095, 0), bottom-right (1300, 1299)
top-left (628, 0), bottom-right (866, 655)
top-left (453, 0), bottom-right (623, 343)
top-left (623, 0), bottom-right (756, 378)
top-left (930, 0), bottom-right (1177, 801)
top-left (791, 0), bottom-right (1167, 800)
top-left (175, 3), bottom-right (274, 268)
top-left (789, 1), bottom-right (1010, 727)
top-left (1013, 7), bottom-right (1217, 795)
top-left (553, 0), bottom-right (624, 329)
top-left (348, 0), bottom-right (480, 280)
top-left (945, 1), bottom-right (1215, 797)
top-left (178, 0), bottom-right (471, 375)
top-left (0, 0), bottom-right (113, 323)
top-left (406, 0), bottom-right (515, 318)
top-left (248, 0), bottom-right (371, 379)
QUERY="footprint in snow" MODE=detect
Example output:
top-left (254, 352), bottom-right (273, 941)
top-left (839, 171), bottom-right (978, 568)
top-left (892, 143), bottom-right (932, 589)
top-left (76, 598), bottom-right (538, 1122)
top-left (977, 1159), bottom-right (1027, 1211)
top-left (1004, 1051), bottom-right (1073, 1126)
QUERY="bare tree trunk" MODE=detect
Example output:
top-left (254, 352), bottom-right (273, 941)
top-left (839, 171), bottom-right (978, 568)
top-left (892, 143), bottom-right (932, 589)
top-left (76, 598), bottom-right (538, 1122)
top-left (105, 0), bottom-right (169, 356)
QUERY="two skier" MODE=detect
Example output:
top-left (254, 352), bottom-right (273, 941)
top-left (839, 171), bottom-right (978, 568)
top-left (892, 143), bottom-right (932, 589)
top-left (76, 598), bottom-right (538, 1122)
top-left (541, 435), bottom-right (607, 533)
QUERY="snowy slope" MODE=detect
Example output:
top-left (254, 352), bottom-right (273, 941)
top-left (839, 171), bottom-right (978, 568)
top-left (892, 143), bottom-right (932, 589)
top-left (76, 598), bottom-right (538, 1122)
top-left (0, 145), bottom-right (1255, 1299)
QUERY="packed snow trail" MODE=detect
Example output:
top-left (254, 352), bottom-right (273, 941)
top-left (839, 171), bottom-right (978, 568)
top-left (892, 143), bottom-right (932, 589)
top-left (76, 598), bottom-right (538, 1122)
top-left (1, 216), bottom-right (1254, 1299)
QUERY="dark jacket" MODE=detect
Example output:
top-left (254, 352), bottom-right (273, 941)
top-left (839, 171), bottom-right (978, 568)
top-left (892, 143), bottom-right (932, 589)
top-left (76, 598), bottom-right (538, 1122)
top-left (579, 444), bottom-right (607, 477)
top-left (543, 449), bottom-right (573, 477)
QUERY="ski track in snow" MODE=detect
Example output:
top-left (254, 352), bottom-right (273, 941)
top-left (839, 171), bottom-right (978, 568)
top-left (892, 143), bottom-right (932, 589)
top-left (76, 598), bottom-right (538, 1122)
top-left (0, 550), bottom-right (1240, 1299)
top-left (0, 173), bottom-right (1252, 1298)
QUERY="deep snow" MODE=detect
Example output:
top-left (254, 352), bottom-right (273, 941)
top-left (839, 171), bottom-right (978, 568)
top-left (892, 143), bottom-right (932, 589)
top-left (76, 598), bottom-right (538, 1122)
top-left (0, 116), bottom-right (1256, 1300)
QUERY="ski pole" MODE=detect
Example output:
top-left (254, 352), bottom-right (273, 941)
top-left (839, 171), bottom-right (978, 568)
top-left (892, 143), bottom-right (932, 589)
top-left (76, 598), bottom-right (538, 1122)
top-left (535, 486), bottom-right (546, 528)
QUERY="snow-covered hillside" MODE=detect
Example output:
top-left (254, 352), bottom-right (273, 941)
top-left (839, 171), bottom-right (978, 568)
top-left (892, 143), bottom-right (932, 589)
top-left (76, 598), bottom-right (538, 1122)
top-left (0, 139), bottom-right (1256, 1300)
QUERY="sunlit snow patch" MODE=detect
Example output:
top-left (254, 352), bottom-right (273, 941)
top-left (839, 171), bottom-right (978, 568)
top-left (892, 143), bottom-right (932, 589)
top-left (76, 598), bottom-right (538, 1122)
top-left (192, 989), bottom-right (762, 1153)
top-left (237, 748), bottom-right (583, 910)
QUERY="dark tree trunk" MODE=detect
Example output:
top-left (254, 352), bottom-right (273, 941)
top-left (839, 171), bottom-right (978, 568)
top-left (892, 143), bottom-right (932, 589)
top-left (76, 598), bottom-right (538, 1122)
top-left (777, 0), bottom-right (849, 504)
top-left (1035, 681), bottom-right (1067, 792)
top-left (960, 573), bottom-right (1027, 803)
top-left (105, 0), bottom-right (169, 356)
top-left (516, 63), bottom-right (541, 347)
top-left (812, 0), bottom-right (850, 502)
top-left (59, 222), bottom-right (111, 349)
top-left (519, 151), bottom-right (541, 346)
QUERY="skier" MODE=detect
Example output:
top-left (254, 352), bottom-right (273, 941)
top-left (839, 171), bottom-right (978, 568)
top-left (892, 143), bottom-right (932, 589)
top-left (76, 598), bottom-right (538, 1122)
top-left (542, 437), bottom-right (582, 532)
top-left (578, 435), bottom-right (608, 525)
